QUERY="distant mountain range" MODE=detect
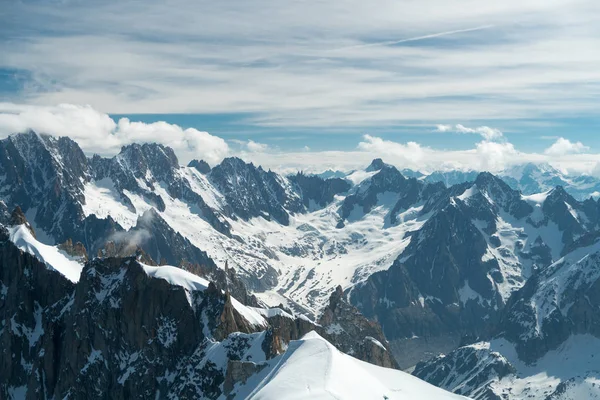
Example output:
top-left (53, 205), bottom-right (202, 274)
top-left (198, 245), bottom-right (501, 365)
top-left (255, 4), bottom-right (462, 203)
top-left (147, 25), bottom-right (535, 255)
top-left (316, 161), bottom-right (600, 201)
top-left (1, 132), bottom-right (600, 399)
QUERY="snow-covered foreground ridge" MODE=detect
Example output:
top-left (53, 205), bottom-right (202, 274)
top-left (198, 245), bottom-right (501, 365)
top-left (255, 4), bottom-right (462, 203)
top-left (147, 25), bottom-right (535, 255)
top-left (231, 331), bottom-right (468, 400)
top-left (8, 224), bottom-right (84, 283)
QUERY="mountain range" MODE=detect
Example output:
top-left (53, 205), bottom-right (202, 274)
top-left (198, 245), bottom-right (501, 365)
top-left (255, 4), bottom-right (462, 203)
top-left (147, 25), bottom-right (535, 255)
top-left (1, 131), bottom-right (600, 399)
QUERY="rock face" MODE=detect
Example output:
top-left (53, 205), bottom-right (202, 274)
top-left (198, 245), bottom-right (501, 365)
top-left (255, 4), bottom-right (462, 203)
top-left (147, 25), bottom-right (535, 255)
top-left (413, 343), bottom-right (516, 399)
top-left (128, 208), bottom-right (216, 268)
top-left (188, 159), bottom-right (211, 174)
top-left (289, 172), bottom-right (351, 208)
top-left (208, 157), bottom-right (303, 225)
top-left (90, 142), bottom-right (231, 236)
top-left (0, 132), bottom-right (119, 251)
top-left (317, 286), bottom-right (398, 369)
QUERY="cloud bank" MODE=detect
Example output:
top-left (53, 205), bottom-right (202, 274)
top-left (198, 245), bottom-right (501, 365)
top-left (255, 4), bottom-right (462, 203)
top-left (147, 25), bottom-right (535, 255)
top-left (0, 103), bottom-right (597, 175)
top-left (0, 103), bottom-right (229, 165)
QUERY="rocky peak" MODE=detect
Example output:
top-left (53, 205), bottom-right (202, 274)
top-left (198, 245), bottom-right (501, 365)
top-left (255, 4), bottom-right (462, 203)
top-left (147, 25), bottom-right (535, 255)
top-left (116, 142), bottom-right (179, 180)
top-left (58, 238), bottom-right (89, 261)
top-left (471, 172), bottom-right (533, 219)
top-left (545, 185), bottom-right (572, 204)
top-left (188, 159), bottom-right (211, 174)
top-left (366, 158), bottom-right (387, 172)
top-left (9, 206), bottom-right (36, 237)
top-left (289, 172), bottom-right (351, 209)
top-left (209, 157), bottom-right (302, 225)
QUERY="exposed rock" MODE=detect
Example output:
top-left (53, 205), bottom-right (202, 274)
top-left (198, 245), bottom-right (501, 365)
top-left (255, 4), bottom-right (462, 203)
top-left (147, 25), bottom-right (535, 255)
top-left (9, 206), bottom-right (36, 237)
top-left (209, 157), bottom-right (303, 226)
top-left (188, 159), bottom-right (211, 174)
top-left (58, 238), bottom-right (88, 261)
top-left (223, 360), bottom-right (266, 396)
top-left (289, 172), bottom-right (351, 208)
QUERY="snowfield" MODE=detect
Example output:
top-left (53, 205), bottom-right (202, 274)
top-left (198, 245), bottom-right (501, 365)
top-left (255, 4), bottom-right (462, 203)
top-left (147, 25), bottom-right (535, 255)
top-left (230, 331), bottom-right (468, 400)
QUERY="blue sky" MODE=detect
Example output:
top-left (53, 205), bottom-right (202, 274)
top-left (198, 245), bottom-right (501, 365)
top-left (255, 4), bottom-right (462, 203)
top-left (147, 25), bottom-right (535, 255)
top-left (109, 113), bottom-right (600, 153)
top-left (1, 0), bottom-right (599, 172)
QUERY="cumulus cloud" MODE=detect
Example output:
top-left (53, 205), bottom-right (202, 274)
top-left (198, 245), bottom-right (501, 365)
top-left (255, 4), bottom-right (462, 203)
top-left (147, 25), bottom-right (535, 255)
top-left (246, 140), bottom-right (270, 153)
top-left (1, 103), bottom-right (598, 175)
top-left (357, 135), bottom-right (426, 166)
top-left (0, 103), bottom-right (229, 164)
top-left (544, 137), bottom-right (589, 156)
top-left (474, 140), bottom-right (519, 171)
top-left (436, 124), bottom-right (503, 141)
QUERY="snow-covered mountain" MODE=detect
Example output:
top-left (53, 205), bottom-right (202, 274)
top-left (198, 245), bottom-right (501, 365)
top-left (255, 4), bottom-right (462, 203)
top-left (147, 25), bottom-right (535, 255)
top-left (2, 131), bottom-right (600, 399)
top-left (415, 162), bottom-right (600, 201)
top-left (413, 234), bottom-right (600, 399)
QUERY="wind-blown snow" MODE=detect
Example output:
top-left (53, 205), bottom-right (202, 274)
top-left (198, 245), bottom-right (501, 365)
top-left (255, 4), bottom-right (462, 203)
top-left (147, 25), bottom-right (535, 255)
top-left (8, 225), bottom-right (84, 282)
top-left (141, 263), bottom-right (210, 292)
top-left (231, 331), bottom-right (467, 400)
top-left (140, 263), bottom-right (267, 327)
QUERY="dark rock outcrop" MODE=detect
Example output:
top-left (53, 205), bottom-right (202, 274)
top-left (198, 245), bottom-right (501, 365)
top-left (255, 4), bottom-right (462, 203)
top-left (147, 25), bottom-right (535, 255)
top-left (209, 157), bottom-right (303, 225)
top-left (188, 159), bottom-right (211, 174)
top-left (289, 172), bottom-right (350, 209)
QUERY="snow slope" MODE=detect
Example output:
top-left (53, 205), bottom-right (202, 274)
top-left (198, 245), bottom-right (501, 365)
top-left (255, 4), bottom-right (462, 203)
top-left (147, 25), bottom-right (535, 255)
top-left (230, 331), bottom-right (468, 400)
top-left (8, 225), bottom-right (84, 282)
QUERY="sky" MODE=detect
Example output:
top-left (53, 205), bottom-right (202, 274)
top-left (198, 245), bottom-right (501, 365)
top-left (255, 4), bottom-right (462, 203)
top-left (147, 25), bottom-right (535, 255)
top-left (1, 0), bottom-right (599, 174)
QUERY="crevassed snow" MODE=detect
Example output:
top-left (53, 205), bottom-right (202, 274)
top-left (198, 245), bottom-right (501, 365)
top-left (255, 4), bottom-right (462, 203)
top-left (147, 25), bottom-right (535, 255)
top-left (231, 331), bottom-right (467, 400)
top-left (8, 225), bottom-right (84, 282)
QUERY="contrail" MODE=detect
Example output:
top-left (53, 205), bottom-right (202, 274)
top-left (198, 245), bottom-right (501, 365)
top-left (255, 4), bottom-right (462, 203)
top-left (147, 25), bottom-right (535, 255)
top-left (331, 25), bottom-right (495, 51)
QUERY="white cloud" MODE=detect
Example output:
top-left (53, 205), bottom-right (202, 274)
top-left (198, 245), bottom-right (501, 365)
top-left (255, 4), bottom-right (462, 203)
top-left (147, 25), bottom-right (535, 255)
top-left (591, 162), bottom-right (600, 178)
top-left (246, 140), bottom-right (269, 153)
top-left (544, 137), bottom-right (589, 156)
top-left (436, 124), bottom-right (503, 141)
top-left (357, 135), bottom-right (426, 166)
top-left (1, 103), bottom-right (599, 175)
top-left (0, 103), bottom-right (229, 164)
top-left (474, 140), bottom-right (519, 171)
